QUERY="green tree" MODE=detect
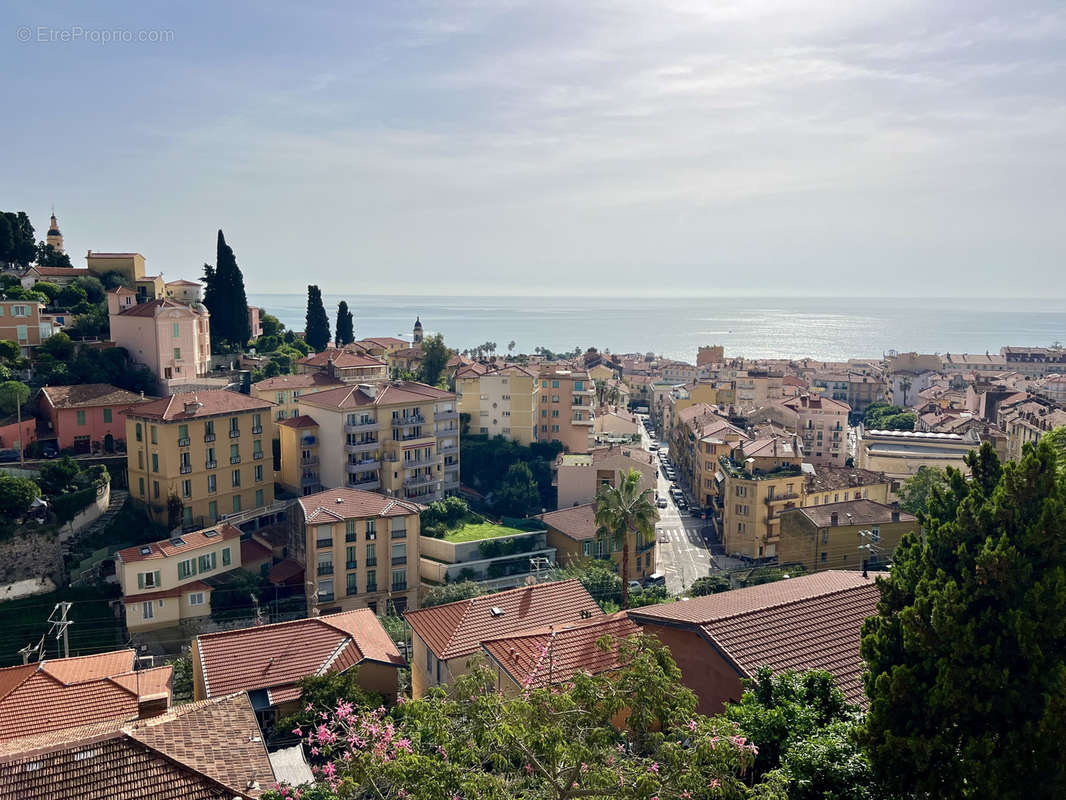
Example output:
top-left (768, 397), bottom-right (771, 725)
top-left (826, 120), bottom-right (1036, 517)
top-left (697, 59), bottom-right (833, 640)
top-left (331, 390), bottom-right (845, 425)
top-left (55, 283), bottom-right (88, 309)
top-left (0, 380), bottom-right (30, 415)
top-left (72, 275), bottom-right (106, 304)
top-left (417, 332), bottom-right (449, 387)
top-left (99, 270), bottom-right (132, 289)
top-left (32, 281), bottom-right (61, 303)
top-left (38, 456), bottom-right (81, 495)
top-left (277, 668), bottom-right (382, 734)
top-left (203, 231), bottom-right (252, 349)
top-left (34, 241), bottom-right (72, 267)
top-left (897, 465), bottom-right (950, 516)
top-left (168, 654), bottom-right (194, 702)
top-left (334, 300), bottom-right (354, 345)
top-left (492, 461), bottom-right (541, 517)
top-left (862, 401), bottom-right (915, 431)
top-left (689, 575), bottom-right (731, 596)
top-left (422, 580), bottom-right (484, 608)
top-left (0, 212), bottom-right (36, 266)
top-left (594, 469), bottom-right (657, 609)
top-left (304, 285), bottom-right (331, 351)
top-left (259, 312), bottom-right (283, 338)
top-left (38, 332), bottom-right (74, 361)
top-left (861, 440), bottom-right (1066, 798)
top-left (0, 473), bottom-right (40, 518)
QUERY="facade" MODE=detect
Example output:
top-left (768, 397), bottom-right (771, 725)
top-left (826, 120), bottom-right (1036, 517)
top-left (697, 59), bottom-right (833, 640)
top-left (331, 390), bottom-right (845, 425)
top-left (669, 404), bottom-right (748, 508)
top-left (115, 522), bottom-right (254, 631)
top-left (403, 580), bottom-right (602, 699)
top-left (696, 345), bottom-right (725, 366)
top-left (124, 390), bottom-right (276, 527)
top-left (192, 609), bottom-right (405, 726)
top-left (763, 394), bottom-right (850, 467)
top-left (293, 381), bottom-right (460, 502)
top-left (538, 503), bottom-right (656, 582)
top-left (19, 265), bottom-right (92, 288)
top-left (778, 500), bottom-right (917, 573)
top-left (537, 366), bottom-right (595, 452)
top-left (107, 289), bottom-right (211, 390)
top-left (38, 383), bottom-right (152, 453)
top-left (630, 571), bottom-right (880, 714)
top-left (295, 349), bottom-right (388, 383)
top-left (456, 364), bottom-right (540, 444)
top-left (164, 279), bottom-right (202, 304)
top-left (251, 372), bottom-right (344, 428)
top-left (277, 415), bottom-right (322, 495)
top-left (855, 428), bottom-right (980, 480)
top-left (1000, 346), bottom-right (1066, 378)
top-left (291, 487), bottom-right (424, 615)
top-left (998, 398), bottom-right (1066, 462)
top-left (554, 446), bottom-right (658, 509)
top-left (418, 528), bottom-right (556, 592)
top-left (732, 369), bottom-right (784, 408)
top-left (86, 251), bottom-right (164, 302)
top-left (0, 298), bottom-right (62, 353)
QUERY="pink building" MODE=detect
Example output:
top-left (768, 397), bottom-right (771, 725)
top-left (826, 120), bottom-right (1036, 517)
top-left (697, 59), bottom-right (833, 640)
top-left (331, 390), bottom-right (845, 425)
top-left (38, 383), bottom-right (155, 453)
top-left (0, 416), bottom-right (35, 453)
top-left (770, 394), bottom-right (850, 467)
top-left (107, 289), bottom-right (211, 390)
top-left (248, 306), bottom-right (263, 339)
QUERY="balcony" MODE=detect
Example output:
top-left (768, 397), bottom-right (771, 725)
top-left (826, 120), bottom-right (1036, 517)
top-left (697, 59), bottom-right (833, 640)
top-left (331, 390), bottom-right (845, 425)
top-left (394, 430), bottom-right (431, 442)
top-left (316, 538), bottom-right (333, 548)
top-left (391, 581), bottom-right (408, 591)
top-left (346, 586), bottom-right (359, 596)
top-left (230, 456), bottom-right (241, 465)
top-left (439, 443), bottom-right (458, 455)
top-left (346, 478), bottom-right (380, 491)
top-left (434, 409), bottom-right (458, 421)
top-left (317, 564), bottom-right (334, 576)
top-left (366, 584), bottom-right (377, 593)
top-left (346, 560), bottom-right (357, 570)
top-left (254, 451), bottom-right (264, 460)
top-left (205, 460), bottom-right (218, 470)
top-left (391, 556), bottom-right (407, 566)
top-left (229, 429), bottom-right (241, 439)
top-left (301, 474), bottom-right (319, 487)
top-left (392, 414), bottom-right (426, 427)
top-left (301, 456), bottom-right (319, 466)
top-left (366, 559), bottom-right (377, 568)
top-left (403, 473), bottom-right (439, 488)
top-left (179, 464), bottom-right (193, 475)
top-left (318, 592), bottom-right (334, 603)
top-left (344, 419), bottom-right (379, 434)
top-left (204, 433), bottom-right (216, 443)
top-left (388, 454), bottom-right (437, 469)
top-left (344, 440), bottom-right (379, 455)
top-left (765, 492), bottom-right (800, 505)
top-left (346, 458), bottom-right (379, 472)
top-left (178, 437), bottom-right (190, 447)
top-left (573, 387), bottom-right (594, 395)
top-left (251, 425), bottom-right (263, 434)
top-left (571, 417), bottom-right (594, 426)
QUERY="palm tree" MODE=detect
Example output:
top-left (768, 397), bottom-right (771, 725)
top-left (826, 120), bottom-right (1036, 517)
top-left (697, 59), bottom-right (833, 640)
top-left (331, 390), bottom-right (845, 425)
top-left (594, 469), bottom-right (658, 609)
top-left (900, 376), bottom-right (912, 407)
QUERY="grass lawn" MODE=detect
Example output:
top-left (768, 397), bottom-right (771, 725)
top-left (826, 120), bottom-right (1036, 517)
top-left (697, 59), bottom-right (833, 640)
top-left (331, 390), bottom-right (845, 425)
top-left (443, 521), bottom-right (532, 543)
top-left (0, 584), bottom-right (124, 667)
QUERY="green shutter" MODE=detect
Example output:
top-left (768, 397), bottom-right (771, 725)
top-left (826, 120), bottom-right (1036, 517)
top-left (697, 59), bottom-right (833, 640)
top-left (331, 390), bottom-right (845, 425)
top-left (222, 547), bottom-right (230, 566)
top-left (138, 573), bottom-right (145, 589)
top-left (154, 571), bottom-right (160, 587)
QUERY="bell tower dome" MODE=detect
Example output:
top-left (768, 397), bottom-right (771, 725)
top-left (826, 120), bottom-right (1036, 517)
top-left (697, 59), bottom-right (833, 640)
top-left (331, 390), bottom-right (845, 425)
top-left (46, 210), bottom-right (64, 254)
top-left (413, 316), bottom-right (423, 345)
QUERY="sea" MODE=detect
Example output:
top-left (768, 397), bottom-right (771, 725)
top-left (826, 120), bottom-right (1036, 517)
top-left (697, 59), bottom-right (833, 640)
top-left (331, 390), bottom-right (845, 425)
top-left (246, 294), bottom-right (1066, 364)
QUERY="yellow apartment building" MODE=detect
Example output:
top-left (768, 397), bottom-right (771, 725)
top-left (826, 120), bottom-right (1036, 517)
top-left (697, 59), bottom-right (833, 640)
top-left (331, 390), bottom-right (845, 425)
top-left (538, 366), bottom-right (595, 452)
top-left (125, 391), bottom-right (276, 528)
top-left (277, 415), bottom-right (322, 495)
top-left (778, 500), bottom-right (917, 573)
top-left (115, 522), bottom-right (272, 631)
top-left (251, 372), bottom-right (344, 429)
top-left (85, 251), bottom-right (165, 302)
top-left (290, 380), bottom-right (460, 502)
top-left (538, 503), bottom-right (657, 582)
top-left (669, 406), bottom-right (749, 509)
top-left (456, 364), bottom-right (539, 444)
top-left (289, 487), bottom-right (423, 615)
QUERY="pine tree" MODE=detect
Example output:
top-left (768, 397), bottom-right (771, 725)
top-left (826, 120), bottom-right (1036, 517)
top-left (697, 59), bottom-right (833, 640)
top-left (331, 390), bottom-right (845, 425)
top-left (861, 439), bottom-right (1066, 799)
top-left (304, 285), bottom-right (331, 351)
top-left (335, 301), bottom-right (354, 345)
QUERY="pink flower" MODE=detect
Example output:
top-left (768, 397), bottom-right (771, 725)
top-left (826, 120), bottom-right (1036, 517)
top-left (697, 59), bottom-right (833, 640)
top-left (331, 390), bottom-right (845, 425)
top-left (292, 727), bottom-right (302, 736)
top-left (709, 778), bottom-right (720, 788)
top-left (322, 762), bottom-right (336, 779)
top-left (687, 719), bottom-right (698, 732)
top-left (616, 743), bottom-right (626, 753)
top-left (525, 763), bottom-right (533, 774)
top-left (648, 762), bottom-right (660, 774)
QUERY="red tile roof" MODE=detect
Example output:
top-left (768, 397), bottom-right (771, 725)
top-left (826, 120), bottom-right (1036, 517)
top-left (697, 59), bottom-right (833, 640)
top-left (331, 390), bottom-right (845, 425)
top-left (116, 522), bottom-right (242, 563)
top-left (537, 503), bottom-right (598, 541)
top-left (252, 373), bottom-right (345, 391)
top-left (266, 558), bottom-right (304, 585)
top-left (117, 298), bottom-right (204, 318)
top-left (297, 486), bottom-right (424, 522)
top-left (299, 380), bottom-right (455, 410)
top-left (0, 650), bottom-right (173, 742)
top-left (195, 610), bottom-right (403, 703)
top-left (481, 612), bottom-right (641, 689)
top-left (277, 414), bottom-right (319, 429)
top-left (40, 383), bottom-right (154, 409)
top-left (787, 499), bottom-right (916, 528)
top-left (240, 538), bottom-right (273, 565)
top-left (125, 391), bottom-right (273, 421)
top-left (356, 337), bottom-right (408, 348)
top-left (629, 571), bottom-right (882, 706)
top-left (404, 580), bottom-right (603, 661)
top-left (297, 349), bottom-right (386, 369)
top-left (27, 266), bottom-right (92, 277)
top-left (0, 692), bottom-right (272, 799)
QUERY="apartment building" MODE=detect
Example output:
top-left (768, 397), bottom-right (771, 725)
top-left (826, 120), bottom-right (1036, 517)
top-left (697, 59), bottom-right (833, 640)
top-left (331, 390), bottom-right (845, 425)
top-left (293, 380), bottom-right (460, 502)
top-left (0, 298), bottom-right (63, 354)
top-left (296, 349), bottom-right (388, 383)
top-left (124, 391), bottom-right (276, 527)
top-left (732, 369), bottom-right (784, 408)
top-left (164, 279), bottom-right (202, 304)
top-left (537, 367), bottom-right (595, 452)
top-left (456, 364), bottom-right (539, 444)
top-left (290, 487), bottom-right (423, 615)
top-left (669, 406), bottom-right (749, 509)
top-left (538, 503), bottom-right (656, 581)
top-left (1000, 346), bottom-right (1066, 378)
top-left (86, 251), bottom-right (164, 302)
top-left (855, 428), bottom-right (980, 480)
top-left (277, 415), bottom-right (322, 495)
top-left (38, 383), bottom-right (153, 453)
top-left (554, 446), bottom-right (658, 509)
top-left (107, 289), bottom-right (211, 390)
top-left (778, 500), bottom-right (917, 573)
top-left (761, 394), bottom-right (850, 467)
top-left (251, 372), bottom-right (344, 428)
top-left (115, 522), bottom-right (249, 631)
top-left (997, 398), bottom-right (1066, 462)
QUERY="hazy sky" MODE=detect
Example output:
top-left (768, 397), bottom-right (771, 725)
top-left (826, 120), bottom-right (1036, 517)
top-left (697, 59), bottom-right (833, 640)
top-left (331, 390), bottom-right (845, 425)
top-left (3, 1), bottom-right (1064, 296)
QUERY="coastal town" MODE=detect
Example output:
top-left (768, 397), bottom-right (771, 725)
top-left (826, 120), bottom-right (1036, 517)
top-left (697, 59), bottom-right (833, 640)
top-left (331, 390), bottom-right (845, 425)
top-left (0, 211), bottom-right (1064, 797)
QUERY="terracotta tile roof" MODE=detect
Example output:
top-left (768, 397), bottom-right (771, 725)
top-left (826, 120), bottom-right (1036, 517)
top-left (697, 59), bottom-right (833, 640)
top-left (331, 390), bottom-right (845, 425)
top-left (779, 394), bottom-right (851, 412)
top-left (40, 383), bottom-right (154, 409)
top-left (252, 373), bottom-right (345, 391)
top-left (240, 538), bottom-right (273, 565)
top-left (297, 487), bottom-right (424, 522)
top-left (356, 337), bottom-right (408, 348)
top-left (0, 692), bottom-right (272, 799)
top-left (277, 414), bottom-right (319, 429)
top-left (116, 522), bottom-right (242, 563)
top-left (266, 558), bottom-right (304, 584)
top-left (195, 610), bottom-right (403, 703)
top-left (481, 612), bottom-right (641, 689)
top-left (404, 580), bottom-right (603, 661)
top-left (297, 349), bottom-right (386, 369)
top-left (27, 266), bottom-right (92, 277)
top-left (391, 347), bottom-right (424, 359)
top-left (786, 499), bottom-right (916, 528)
top-left (299, 380), bottom-right (454, 410)
top-left (742, 436), bottom-right (800, 458)
top-left (120, 580), bottom-right (210, 604)
top-left (0, 650), bottom-right (174, 742)
top-left (117, 298), bottom-right (204, 318)
top-left (125, 391), bottom-right (273, 421)
top-left (537, 503), bottom-right (598, 541)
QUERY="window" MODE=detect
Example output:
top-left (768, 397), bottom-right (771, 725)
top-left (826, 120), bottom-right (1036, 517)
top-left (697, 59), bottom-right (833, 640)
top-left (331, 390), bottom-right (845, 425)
top-left (230, 443), bottom-right (240, 463)
top-left (229, 417), bottom-right (240, 437)
top-left (151, 453), bottom-right (158, 473)
top-left (232, 469), bottom-right (240, 488)
top-left (366, 542), bottom-right (377, 566)
top-left (366, 569), bottom-right (377, 592)
top-left (253, 439), bottom-right (263, 458)
top-left (232, 495), bottom-right (241, 513)
top-left (178, 559), bottom-right (196, 580)
top-left (255, 488), bottom-right (263, 507)
top-left (207, 474), bottom-right (217, 493)
top-left (138, 451), bottom-right (143, 470)
top-left (142, 601), bottom-right (154, 620)
top-left (574, 380), bottom-right (584, 390)
top-left (205, 420), bottom-right (215, 439)
top-left (135, 423), bottom-right (142, 442)
top-left (582, 541), bottom-right (592, 556)
top-left (821, 552), bottom-right (828, 562)
top-left (138, 570), bottom-right (161, 589)
top-left (551, 380), bottom-right (560, 388)
top-left (198, 552), bottom-right (217, 572)
top-left (870, 526), bottom-right (880, 543)
top-left (391, 569), bottom-right (407, 591)
top-left (551, 409), bottom-right (559, 417)
top-left (178, 423), bottom-right (188, 442)
top-left (150, 426), bottom-right (157, 444)
top-left (551, 424), bottom-right (560, 432)
top-left (366, 519), bottom-right (376, 537)
top-left (541, 409), bottom-right (547, 418)
top-left (346, 546), bottom-right (357, 569)
top-left (153, 481), bottom-right (160, 499)
top-left (347, 573), bottom-right (357, 595)
top-left (138, 477), bottom-right (145, 496)
top-left (183, 507), bottom-right (192, 527)
top-left (76, 410), bottom-right (86, 425)
top-left (15, 325), bottom-right (27, 343)
top-left (822, 529), bottom-right (829, 544)
top-left (188, 592), bottom-right (205, 606)
top-left (173, 347), bottom-right (181, 361)
top-left (391, 518), bottom-right (406, 537)
top-left (208, 500), bottom-right (217, 521)
top-left (391, 542), bottom-right (406, 565)
top-left (346, 520), bottom-right (357, 541)
top-left (181, 479), bottom-right (191, 498)
top-left (551, 395), bottom-right (559, 403)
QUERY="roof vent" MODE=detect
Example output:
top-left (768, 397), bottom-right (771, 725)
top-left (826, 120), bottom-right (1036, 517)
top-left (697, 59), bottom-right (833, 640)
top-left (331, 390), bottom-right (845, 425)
top-left (336, 497), bottom-right (344, 504)
top-left (204, 529), bottom-right (219, 538)
top-left (169, 537), bottom-right (186, 547)
top-left (358, 382), bottom-right (377, 399)
top-left (140, 546), bottom-right (152, 556)
top-left (489, 606), bottom-right (505, 617)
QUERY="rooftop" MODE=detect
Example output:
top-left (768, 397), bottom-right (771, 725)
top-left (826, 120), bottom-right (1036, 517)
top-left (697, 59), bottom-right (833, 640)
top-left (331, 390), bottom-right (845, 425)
top-left (40, 383), bottom-right (154, 410)
top-left (404, 580), bottom-right (603, 661)
top-left (804, 465), bottom-right (889, 493)
top-left (125, 390), bottom-right (273, 421)
top-left (297, 487), bottom-right (423, 523)
top-left (116, 523), bottom-right (242, 563)
top-left (536, 503), bottom-right (598, 541)
top-left (299, 380), bottom-right (454, 410)
top-left (441, 520), bottom-right (538, 543)
top-left (252, 373), bottom-right (345, 391)
top-left (277, 414), bottom-right (319, 429)
top-left (785, 499), bottom-right (916, 528)
top-left (296, 349), bottom-right (386, 370)
top-left (116, 298), bottom-right (205, 318)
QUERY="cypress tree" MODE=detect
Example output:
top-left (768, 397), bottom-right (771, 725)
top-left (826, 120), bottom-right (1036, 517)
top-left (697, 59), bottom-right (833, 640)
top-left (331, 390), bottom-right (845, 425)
top-left (861, 439), bottom-right (1066, 798)
top-left (305, 285), bottom-right (330, 351)
top-left (335, 301), bottom-right (354, 345)
top-left (215, 230), bottom-right (251, 347)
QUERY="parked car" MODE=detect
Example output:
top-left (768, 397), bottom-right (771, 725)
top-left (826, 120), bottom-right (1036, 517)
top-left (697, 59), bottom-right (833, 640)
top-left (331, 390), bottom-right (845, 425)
top-left (645, 572), bottom-right (666, 587)
top-left (628, 580), bottom-right (643, 592)
top-left (656, 497), bottom-right (668, 508)
top-left (649, 443), bottom-right (660, 451)
top-left (40, 441), bottom-right (59, 459)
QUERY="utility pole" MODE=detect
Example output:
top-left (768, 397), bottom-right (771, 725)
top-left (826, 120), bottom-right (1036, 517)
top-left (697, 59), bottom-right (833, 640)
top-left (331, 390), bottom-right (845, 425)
top-left (48, 602), bottom-right (73, 658)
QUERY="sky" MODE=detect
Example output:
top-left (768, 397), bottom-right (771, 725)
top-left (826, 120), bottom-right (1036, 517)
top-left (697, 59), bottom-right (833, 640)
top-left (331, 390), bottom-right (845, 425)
top-left (2, 1), bottom-right (1065, 297)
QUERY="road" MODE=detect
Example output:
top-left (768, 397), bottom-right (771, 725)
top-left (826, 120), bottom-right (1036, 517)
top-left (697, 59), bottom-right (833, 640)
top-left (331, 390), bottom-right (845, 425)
top-left (638, 417), bottom-right (715, 596)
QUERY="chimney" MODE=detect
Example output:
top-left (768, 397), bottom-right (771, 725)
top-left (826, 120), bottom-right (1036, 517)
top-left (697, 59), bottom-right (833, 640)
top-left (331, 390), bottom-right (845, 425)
top-left (137, 694), bottom-right (170, 720)
top-left (358, 382), bottom-right (377, 399)
top-left (183, 397), bottom-right (203, 415)
top-left (891, 510), bottom-right (900, 522)
top-left (830, 512), bottom-right (838, 526)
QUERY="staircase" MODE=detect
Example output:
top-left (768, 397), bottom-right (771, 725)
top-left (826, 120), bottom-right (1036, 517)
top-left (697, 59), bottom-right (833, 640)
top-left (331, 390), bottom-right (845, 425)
top-left (62, 489), bottom-right (129, 557)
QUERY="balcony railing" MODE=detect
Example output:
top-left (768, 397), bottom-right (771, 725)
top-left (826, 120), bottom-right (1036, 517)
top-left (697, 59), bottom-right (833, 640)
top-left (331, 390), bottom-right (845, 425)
top-left (229, 429), bottom-right (241, 439)
top-left (571, 417), bottom-right (594, 426)
top-left (345, 532), bottom-right (357, 542)
top-left (251, 425), bottom-right (263, 434)
top-left (346, 461), bottom-right (379, 475)
top-left (391, 529), bottom-right (406, 539)
top-left (346, 560), bottom-right (357, 570)
top-left (346, 586), bottom-right (359, 596)
top-left (301, 474), bottom-right (319, 486)
top-left (392, 414), bottom-right (426, 427)
top-left (254, 451), bottom-right (264, 460)
top-left (178, 437), bottom-right (190, 447)
top-left (765, 493), bottom-right (800, 504)
top-left (344, 420), bottom-right (379, 434)
top-left (179, 464), bottom-right (192, 475)
top-left (344, 440), bottom-right (379, 454)
top-left (204, 433), bottom-right (216, 442)
top-left (434, 409), bottom-right (458, 421)
top-left (317, 564), bottom-right (334, 576)
top-left (316, 538), bottom-right (333, 548)
top-left (205, 460), bottom-right (217, 469)
top-left (301, 456), bottom-right (319, 466)
top-left (403, 473), bottom-right (438, 487)
top-left (318, 592), bottom-right (334, 603)
top-left (391, 581), bottom-right (407, 591)
top-left (366, 584), bottom-right (377, 593)
top-left (388, 454), bottom-right (437, 469)
top-left (439, 443), bottom-right (458, 454)
top-left (230, 456), bottom-right (241, 464)
top-left (346, 478), bottom-right (380, 491)
top-left (395, 430), bottom-right (430, 442)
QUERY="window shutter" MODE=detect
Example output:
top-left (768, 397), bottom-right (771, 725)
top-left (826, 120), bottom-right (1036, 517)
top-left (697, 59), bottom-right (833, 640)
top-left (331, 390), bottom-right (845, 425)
top-left (154, 571), bottom-right (161, 587)
top-left (138, 573), bottom-right (145, 589)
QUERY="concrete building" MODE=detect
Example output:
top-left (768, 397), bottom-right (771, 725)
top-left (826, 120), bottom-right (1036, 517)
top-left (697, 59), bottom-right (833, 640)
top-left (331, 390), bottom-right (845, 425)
top-left (1000, 346), bottom-right (1066, 379)
top-left (778, 500), bottom-right (917, 573)
top-left (38, 384), bottom-right (153, 453)
top-left (251, 372), bottom-right (344, 427)
top-left (291, 487), bottom-right (424, 615)
top-left (669, 406), bottom-right (749, 509)
top-left (762, 394), bottom-right (850, 467)
top-left (855, 428), bottom-right (980, 481)
top-left (293, 381), bottom-right (460, 502)
top-left (997, 398), bottom-right (1066, 462)
top-left (456, 363), bottom-right (540, 444)
top-left (538, 503), bottom-right (656, 582)
top-left (418, 527), bottom-right (556, 593)
top-left (295, 349), bottom-right (388, 383)
top-left (732, 369), bottom-right (784, 409)
top-left (697, 345), bottom-right (724, 366)
top-left (554, 446), bottom-right (658, 509)
top-left (164, 279), bottom-right (202, 304)
top-left (0, 298), bottom-right (63, 354)
top-left (124, 390), bottom-right (276, 528)
top-left (86, 251), bottom-right (164, 303)
top-left (538, 366), bottom-right (595, 452)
